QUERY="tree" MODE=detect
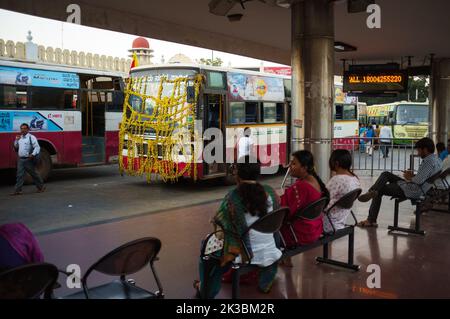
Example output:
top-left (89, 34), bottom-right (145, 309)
top-left (197, 57), bottom-right (223, 66)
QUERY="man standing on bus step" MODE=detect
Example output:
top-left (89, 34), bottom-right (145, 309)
top-left (11, 123), bottom-right (45, 195)
top-left (379, 125), bottom-right (393, 158)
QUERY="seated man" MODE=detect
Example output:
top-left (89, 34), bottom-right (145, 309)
top-left (436, 142), bottom-right (449, 161)
top-left (357, 138), bottom-right (442, 227)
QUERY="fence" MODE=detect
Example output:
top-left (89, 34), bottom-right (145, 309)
top-left (292, 137), bottom-right (421, 176)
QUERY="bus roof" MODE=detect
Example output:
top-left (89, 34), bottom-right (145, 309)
top-left (0, 59), bottom-right (127, 78)
top-left (131, 63), bottom-right (291, 80)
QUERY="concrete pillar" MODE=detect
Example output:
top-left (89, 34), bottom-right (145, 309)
top-left (291, 2), bottom-right (305, 155)
top-left (291, 0), bottom-right (334, 180)
top-left (431, 58), bottom-right (450, 145)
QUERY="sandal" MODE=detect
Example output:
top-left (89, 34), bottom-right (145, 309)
top-left (193, 280), bottom-right (201, 298)
top-left (357, 220), bottom-right (378, 228)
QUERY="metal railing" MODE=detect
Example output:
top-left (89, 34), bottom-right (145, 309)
top-left (292, 137), bottom-right (421, 176)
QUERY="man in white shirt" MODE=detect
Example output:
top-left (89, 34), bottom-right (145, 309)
top-left (379, 125), bottom-right (393, 158)
top-left (11, 123), bottom-right (45, 195)
top-left (237, 127), bottom-right (253, 159)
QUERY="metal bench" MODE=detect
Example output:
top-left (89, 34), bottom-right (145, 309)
top-left (388, 170), bottom-right (443, 235)
top-left (280, 189), bottom-right (362, 272)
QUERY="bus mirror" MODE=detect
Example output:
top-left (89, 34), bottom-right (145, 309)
top-left (388, 111), bottom-right (394, 118)
top-left (187, 86), bottom-right (195, 103)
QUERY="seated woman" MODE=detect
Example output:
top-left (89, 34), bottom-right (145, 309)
top-left (323, 149), bottom-right (361, 233)
top-left (0, 223), bottom-right (44, 272)
top-left (195, 156), bottom-right (282, 298)
top-left (279, 150), bottom-right (329, 265)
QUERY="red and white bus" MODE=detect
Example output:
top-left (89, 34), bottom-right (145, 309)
top-left (0, 60), bottom-right (125, 180)
top-left (332, 81), bottom-right (359, 150)
top-left (119, 65), bottom-right (362, 182)
top-left (120, 64), bottom-right (290, 182)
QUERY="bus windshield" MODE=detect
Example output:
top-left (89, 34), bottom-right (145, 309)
top-left (396, 104), bottom-right (428, 124)
top-left (129, 68), bottom-right (198, 115)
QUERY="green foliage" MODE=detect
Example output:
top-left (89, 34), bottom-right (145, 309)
top-left (197, 57), bottom-right (223, 66)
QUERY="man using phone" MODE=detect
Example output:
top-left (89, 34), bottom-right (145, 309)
top-left (11, 123), bottom-right (45, 195)
top-left (356, 137), bottom-right (442, 227)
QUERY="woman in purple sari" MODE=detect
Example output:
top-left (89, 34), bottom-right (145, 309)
top-left (0, 223), bottom-right (44, 271)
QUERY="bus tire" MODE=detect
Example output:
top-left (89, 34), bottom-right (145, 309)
top-left (24, 148), bottom-right (52, 184)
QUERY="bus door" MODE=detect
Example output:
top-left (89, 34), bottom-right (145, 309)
top-left (80, 89), bottom-right (106, 165)
top-left (203, 93), bottom-right (226, 176)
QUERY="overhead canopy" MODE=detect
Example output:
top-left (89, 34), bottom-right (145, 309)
top-left (1, 0), bottom-right (449, 71)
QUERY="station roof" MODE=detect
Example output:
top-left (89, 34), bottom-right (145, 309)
top-left (1, 0), bottom-right (449, 71)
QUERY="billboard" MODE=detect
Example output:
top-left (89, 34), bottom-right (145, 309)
top-left (227, 72), bottom-right (285, 102)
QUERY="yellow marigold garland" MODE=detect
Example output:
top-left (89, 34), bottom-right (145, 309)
top-left (119, 74), bottom-right (203, 182)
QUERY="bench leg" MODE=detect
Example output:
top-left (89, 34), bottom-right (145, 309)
top-left (316, 233), bottom-right (360, 271)
top-left (231, 267), bottom-right (240, 299)
top-left (323, 242), bottom-right (329, 259)
top-left (388, 199), bottom-right (425, 236)
top-left (388, 202), bottom-right (426, 236)
top-left (348, 230), bottom-right (354, 266)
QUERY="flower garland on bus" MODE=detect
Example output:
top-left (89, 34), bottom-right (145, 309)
top-left (119, 74), bottom-right (203, 182)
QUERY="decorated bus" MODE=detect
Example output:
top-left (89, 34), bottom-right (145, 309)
top-left (0, 60), bottom-right (125, 181)
top-left (119, 64), bottom-right (290, 182)
top-left (362, 101), bottom-right (429, 142)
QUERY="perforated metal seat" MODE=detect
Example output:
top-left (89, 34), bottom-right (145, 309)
top-left (0, 263), bottom-right (58, 299)
top-left (62, 237), bottom-right (164, 299)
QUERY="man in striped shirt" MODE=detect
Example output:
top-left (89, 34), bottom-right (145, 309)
top-left (357, 137), bottom-right (442, 227)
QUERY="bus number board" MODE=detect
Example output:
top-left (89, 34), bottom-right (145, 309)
top-left (343, 70), bottom-right (407, 93)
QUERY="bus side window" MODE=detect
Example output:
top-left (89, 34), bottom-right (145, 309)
top-left (335, 104), bottom-right (343, 120)
top-left (30, 87), bottom-right (70, 110)
top-left (0, 85), bottom-right (28, 109)
top-left (261, 102), bottom-right (276, 123)
top-left (106, 91), bottom-right (124, 112)
top-left (229, 102), bottom-right (245, 124)
top-left (343, 104), bottom-right (356, 120)
top-left (64, 90), bottom-right (78, 109)
top-left (245, 102), bottom-right (258, 123)
top-left (276, 103), bottom-right (284, 122)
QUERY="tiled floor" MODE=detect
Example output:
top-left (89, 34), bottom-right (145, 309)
top-left (37, 176), bottom-right (450, 299)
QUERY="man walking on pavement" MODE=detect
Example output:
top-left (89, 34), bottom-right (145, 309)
top-left (379, 125), bottom-right (393, 158)
top-left (11, 123), bottom-right (46, 195)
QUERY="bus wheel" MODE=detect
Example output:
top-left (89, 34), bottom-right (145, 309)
top-left (24, 148), bottom-right (52, 184)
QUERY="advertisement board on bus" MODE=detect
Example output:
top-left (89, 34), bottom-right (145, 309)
top-left (227, 72), bottom-right (285, 102)
top-left (0, 66), bottom-right (80, 89)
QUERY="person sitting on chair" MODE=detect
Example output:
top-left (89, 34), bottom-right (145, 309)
top-left (357, 137), bottom-right (442, 227)
top-left (323, 149), bottom-right (361, 233)
top-left (194, 156), bottom-right (282, 298)
top-left (0, 223), bottom-right (44, 272)
top-left (279, 150), bottom-right (329, 266)
top-left (436, 142), bottom-right (449, 161)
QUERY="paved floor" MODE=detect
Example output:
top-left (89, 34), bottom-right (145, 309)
top-left (0, 165), bottom-right (285, 235)
top-left (16, 169), bottom-right (449, 299)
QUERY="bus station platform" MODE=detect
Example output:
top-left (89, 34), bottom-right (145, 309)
top-left (35, 176), bottom-right (450, 299)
